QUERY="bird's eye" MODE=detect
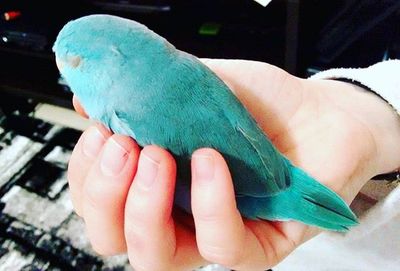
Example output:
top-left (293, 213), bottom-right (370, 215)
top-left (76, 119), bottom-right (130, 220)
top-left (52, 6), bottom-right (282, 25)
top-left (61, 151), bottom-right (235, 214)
top-left (67, 55), bottom-right (81, 68)
top-left (56, 55), bottom-right (81, 71)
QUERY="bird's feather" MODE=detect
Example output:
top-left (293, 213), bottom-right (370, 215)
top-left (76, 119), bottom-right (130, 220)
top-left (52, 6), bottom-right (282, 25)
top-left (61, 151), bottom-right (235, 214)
top-left (53, 14), bottom-right (358, 231)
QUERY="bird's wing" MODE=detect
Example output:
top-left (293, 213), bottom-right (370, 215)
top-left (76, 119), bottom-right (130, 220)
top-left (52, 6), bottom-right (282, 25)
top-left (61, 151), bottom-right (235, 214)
top-left (233, 117), bottom-right (290, 194)
top-left (109, 110), bottom-right (151, 147)
top-left (110, 110), bottom-right (176, 150)
top-left (109, 111), bottom-right (136, 137)
top-left (182, 55), bottom-right (292, 195)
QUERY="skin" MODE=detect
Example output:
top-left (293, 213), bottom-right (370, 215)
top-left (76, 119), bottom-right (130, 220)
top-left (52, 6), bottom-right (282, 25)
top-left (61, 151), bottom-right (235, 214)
top-left (66, 59), bottom-right (400, 270)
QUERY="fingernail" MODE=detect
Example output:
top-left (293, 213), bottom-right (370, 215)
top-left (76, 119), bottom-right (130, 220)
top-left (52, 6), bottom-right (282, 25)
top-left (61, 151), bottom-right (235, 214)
top-left (100, 138), bottom-right (129, 176)
top-left (136, 152), bottom-right (159, 189)
top-left (193, 154), bottom-right (214, 182)
top-left (82, 127), bottom-right (106, 158)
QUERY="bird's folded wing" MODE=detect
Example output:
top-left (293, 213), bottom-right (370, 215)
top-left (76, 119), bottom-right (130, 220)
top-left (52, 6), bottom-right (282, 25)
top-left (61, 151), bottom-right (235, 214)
top-left (235, 120), bottom-right (290, 195)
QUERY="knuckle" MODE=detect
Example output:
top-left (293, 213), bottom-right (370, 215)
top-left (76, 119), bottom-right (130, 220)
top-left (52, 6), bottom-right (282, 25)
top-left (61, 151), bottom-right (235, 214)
top-left (195, 211), bottom-right (233, 231)
top-left (197, 211), bottom-right (219, 223)
top-left (194, 202), bottom-right (224, 223)
top-left (124, 193), bottom-right (159, 226)
top-left (125, 225), bottom-right (176, 271)
top-left (125, 200), bottom-right (147, 224)
top-left (124, 224), bottom-right (146, 251)
top-left (90, 239), bottom-right (118, 256)
top-left (83, 182), bottom-right (112, 210)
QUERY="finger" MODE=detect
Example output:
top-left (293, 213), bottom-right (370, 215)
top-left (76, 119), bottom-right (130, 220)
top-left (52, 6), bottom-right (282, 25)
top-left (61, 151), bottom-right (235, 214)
top-left (124, 146), bottom-right (177, 270)
top-left (73, 95), bottom-right (89, 118)
top-left (67, 124), bottom-right (111, 216)
top-left (191, 148), bottom-right (269, 270)
top-left (82, 134), bottom-right (140, 255)
top-left (124, 146), bottom-right (201, 271)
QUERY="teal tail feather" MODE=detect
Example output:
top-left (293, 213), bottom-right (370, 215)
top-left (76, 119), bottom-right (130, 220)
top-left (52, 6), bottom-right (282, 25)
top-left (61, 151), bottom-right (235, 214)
top-left (236, 162), bottom-right (358, 232)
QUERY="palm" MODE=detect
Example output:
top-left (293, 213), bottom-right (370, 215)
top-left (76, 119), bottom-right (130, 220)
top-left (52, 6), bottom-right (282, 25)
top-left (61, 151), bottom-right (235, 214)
top-left (197, 59), bottom-right (378, 263)
top-left (204, 59), bottom-right (376, 194)
top-left (71, 59), bottom-right (382, 269)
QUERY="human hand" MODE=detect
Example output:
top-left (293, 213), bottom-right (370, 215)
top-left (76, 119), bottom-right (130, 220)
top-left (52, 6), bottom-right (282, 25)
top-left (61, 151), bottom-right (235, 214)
top-left (67, 59), bottom-right (400, 270)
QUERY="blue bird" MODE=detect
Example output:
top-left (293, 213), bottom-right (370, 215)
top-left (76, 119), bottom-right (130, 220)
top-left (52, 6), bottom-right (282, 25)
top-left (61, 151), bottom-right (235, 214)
top-left (53, 14), bottom-right (358, 231)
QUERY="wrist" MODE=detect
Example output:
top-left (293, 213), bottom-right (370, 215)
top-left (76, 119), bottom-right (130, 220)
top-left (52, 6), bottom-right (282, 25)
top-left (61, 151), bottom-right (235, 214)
top-left (314, 79), bottom-right (400, 176)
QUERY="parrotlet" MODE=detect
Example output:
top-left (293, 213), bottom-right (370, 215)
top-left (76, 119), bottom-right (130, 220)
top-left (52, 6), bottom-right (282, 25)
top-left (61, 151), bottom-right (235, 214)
top-left (53, 14), bottom-right (358, 231)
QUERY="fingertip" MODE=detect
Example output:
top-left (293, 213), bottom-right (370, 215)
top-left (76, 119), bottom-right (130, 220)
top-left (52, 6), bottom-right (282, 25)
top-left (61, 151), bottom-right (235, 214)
top-left (141, 145), bottom-right (176, 169)
top-left (79, 125), bottom-right (111, 160)
top-left (73, 95), bottom-right (89, 118)
top-left (192, 147), bottom-right (226, 166)
top-left (191, 147), bottom-right (236, 209)
top-left (85, 124), bottom-right (112, 141)
top-left (93, 122), bottom-right (112, 136)
top-left (192, 148), bottom-right (230, 180)
top-left (192, 147), bottom-right (218, 157)
top-left (109, 134), bottom-right (140, 156)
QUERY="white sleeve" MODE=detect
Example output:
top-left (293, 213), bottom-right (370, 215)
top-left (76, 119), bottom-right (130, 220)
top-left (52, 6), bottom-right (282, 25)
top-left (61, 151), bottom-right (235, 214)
top-left (274, 60), bottom-right (400, 270)
top-left (309, 59), bottom-right (400, 113)
top-left (308, 59), bottom-right (400, 221)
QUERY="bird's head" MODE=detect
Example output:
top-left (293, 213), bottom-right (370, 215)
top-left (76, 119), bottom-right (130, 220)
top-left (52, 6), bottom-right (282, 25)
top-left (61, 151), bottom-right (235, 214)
top-left (53, 14), bottom-right (175, 117)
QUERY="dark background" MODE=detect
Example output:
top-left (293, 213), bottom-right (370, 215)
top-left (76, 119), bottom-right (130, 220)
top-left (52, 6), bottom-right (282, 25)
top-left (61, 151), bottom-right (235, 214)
top-left (0, 2), bottom-right (398, 270)
top-left (0, 0), bottom-right (399, 110)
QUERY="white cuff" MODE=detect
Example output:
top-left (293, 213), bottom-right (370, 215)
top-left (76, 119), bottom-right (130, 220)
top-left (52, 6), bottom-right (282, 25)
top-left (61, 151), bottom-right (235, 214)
top-left (309, 59), bottom-right (400, 232)
top-left (309, 59), bottom-right (400, 114)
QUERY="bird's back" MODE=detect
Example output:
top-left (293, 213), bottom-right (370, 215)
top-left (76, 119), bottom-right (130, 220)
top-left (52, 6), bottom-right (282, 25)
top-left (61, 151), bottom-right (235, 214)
top-left (113, 51), bottom-right (291, 197)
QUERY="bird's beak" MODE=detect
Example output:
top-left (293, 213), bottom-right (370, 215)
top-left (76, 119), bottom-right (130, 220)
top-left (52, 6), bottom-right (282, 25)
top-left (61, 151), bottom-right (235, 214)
top-left (55, 55), bottom-right (81, 71)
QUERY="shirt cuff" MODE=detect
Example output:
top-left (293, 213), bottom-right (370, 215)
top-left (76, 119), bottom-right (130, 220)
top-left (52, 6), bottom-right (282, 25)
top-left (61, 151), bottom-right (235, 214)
top-left (309, 59), bottom-right (400, 114)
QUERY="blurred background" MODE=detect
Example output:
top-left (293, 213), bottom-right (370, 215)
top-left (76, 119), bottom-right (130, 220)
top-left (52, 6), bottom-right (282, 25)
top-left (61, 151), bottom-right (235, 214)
top-left (0, 0), bottom-right (399, 109)
top-left (0, 0), bottom-right (399, 270)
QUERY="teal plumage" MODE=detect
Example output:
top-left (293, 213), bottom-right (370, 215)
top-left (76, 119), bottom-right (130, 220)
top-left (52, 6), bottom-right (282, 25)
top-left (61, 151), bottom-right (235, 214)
top-left (53, 14), bottom-right (358, 231)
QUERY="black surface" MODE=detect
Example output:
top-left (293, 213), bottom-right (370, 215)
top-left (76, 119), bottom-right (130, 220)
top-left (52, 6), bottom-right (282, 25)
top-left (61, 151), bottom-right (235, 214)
top-left (302, 0), bottom-right (400, 75)
top-left (1, 0), bottom-right (398, 104)
top-left (0, 113), bottom-right (122, 270)
top-left (0, 111), bottom-right (255, 270)
top-left (17, 159), bottom-right (64, 198)
top-left (0, 0), bottom-right (287, 109)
